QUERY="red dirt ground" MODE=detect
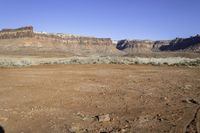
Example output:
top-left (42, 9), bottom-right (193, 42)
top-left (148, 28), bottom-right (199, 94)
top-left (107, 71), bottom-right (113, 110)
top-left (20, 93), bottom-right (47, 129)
top-left (0, 64), bottom-right (200, 133)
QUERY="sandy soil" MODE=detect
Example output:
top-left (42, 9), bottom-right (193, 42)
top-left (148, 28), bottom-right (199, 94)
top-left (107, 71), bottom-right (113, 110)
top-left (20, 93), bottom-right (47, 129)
top-left (0, 64), bottom-right (200, 133)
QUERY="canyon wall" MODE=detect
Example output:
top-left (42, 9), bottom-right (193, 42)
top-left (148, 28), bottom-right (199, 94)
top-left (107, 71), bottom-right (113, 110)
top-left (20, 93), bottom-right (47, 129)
top-left (116, 40), bottom-right (170, 53)
top-left (0, 26), bottom-right (33, 39)
top-left (159, 35), bottom-right (200, 52)
top-left (0, 26), bottom-right (118, 57)
top-left (34, 33), bottom-right (112, 45)
top-left (116, 35), bottom-right (200, 53)
top-left (0, 26), bottom-right (199, 57)
top-left (0, 26), bottom-right (112, 46)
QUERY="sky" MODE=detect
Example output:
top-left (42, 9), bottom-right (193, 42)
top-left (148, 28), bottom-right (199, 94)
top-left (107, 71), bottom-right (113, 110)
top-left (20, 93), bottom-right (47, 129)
top-left (0, 0), bottom-right (200, 40)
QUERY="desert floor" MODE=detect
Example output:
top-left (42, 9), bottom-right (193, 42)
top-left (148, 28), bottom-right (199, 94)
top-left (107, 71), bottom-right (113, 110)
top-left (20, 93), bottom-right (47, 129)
top-left (0, 64), bottom-right (200, 133)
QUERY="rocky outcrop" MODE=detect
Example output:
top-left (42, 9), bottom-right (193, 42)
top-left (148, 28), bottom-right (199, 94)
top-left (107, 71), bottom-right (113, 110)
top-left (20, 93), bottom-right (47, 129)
top-left (117, 35), bottom-right (200, 53)
top-left (116, 39), bottom-right (170, 53)
top-left (0, 26), bottom-right (199, 56)
top-left (0, 26), bottom-right (112, 46)
top-left (0, 26), bottom-right (33, 39)
top-left (159, 35), bottom-right (200, 52)
top-left (0, 26), bottom-right (118, 57)
top-left (34, 33), bottom-right (112, 45)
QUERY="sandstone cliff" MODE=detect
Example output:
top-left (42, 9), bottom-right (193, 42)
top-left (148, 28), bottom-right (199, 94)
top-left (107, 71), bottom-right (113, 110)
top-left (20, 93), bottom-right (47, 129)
top-left (116, 39), bottom-right (170, 53)
top-left (159, 35), bottom-right (200, 52)
top-left (34, 32), bottom-right (112, 46)
top-left (0, 26), bottom-right (120, 57)
top-left (0, 26), bottom-right (112, 46)
top-left (0, 26), bottom-right (199, 57)
top-left (116, 35), bottom-right (200, 53)
top-left (0, 26), bottom-right (33, 39)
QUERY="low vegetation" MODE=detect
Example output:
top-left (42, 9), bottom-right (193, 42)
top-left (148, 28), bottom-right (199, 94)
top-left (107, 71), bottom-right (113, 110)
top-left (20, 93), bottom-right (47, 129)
top-left (0, 56), bottom-right (200, 67)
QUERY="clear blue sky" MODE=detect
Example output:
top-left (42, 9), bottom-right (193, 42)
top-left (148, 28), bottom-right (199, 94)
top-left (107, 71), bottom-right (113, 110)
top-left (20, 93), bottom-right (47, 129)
top-left (0, 0), bottom-right (199, 40)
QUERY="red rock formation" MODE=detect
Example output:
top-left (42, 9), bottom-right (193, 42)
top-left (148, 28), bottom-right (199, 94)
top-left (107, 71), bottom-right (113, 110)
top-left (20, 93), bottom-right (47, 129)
top-left (34, 33), bottom-right (112, 45)
top-left (0, 26), bottom-right (112, 46)
top-left (0, 26), bottom-right (33, 39)
top-left (117, 36), bottom-right (200, 53)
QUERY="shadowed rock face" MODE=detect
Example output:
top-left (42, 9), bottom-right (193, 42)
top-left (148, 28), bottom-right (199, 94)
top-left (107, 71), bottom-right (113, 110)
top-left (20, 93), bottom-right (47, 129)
top-left (116, 35), bottom-right (200, 53)
top-left (159, 35), bottom-right (200, 52)
top-left (116, 40), bottom-right (129, 50)
top-left (116, 39), bottom-right (170, 52)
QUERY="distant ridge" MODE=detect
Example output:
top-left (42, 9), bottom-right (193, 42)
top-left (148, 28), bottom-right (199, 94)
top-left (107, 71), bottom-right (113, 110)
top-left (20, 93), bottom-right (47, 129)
top-left (0, 26), bottom-right (112, 45)
top-left (0, 26), bottom-right (118, 57)
top-left (0, 26), bottom-right (33, 39)
top-left (0, 26), bottom-right (199, 57)
top-left (116, 35), bottom-right (200, 53)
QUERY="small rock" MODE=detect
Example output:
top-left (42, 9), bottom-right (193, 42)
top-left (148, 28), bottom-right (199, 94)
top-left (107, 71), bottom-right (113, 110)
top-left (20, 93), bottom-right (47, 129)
top-left (68, 126), bottom-right (80, 133)
top-left (96, 114), bottom-right (111, 122)
top-left (184, 84), bottom-right (192, 90)
top-left (182, 98), bottom-right (199, 105)
top-left (76, 112), bottom-right (98, 122)
top-left (82, 116), bottom-right (96, 122)
top-left (160, 97), bottom-right (168, 101)
top-left (156, 114), bottom-right (163, 121)
top-left (76, 112), bottom-right (85, 118)
top-left (121, 128), bottom-right (127, 132)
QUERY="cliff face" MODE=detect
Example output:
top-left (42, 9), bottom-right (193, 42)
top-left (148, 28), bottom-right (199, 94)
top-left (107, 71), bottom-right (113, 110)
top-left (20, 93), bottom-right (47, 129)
top-left (0, 26), bottom-right (199, 57)
top-left (0, 26), bottom-right (112, 46)
top-left (116, 40), bottom-right (170, 53)
top-left (0, 26), bottom-right (33, 39)
top-left (34, 33), bottom-right (112, 46)
top-left (159, 35), bottom-right (200, 52)
top-left (0, 26), bottom-right (119, 57)
top-left (116, 35), bottom-right (200, 53)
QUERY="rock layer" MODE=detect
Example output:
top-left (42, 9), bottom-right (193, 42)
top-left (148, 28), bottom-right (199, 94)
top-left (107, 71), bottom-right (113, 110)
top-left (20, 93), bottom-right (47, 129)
top-left (116, 35), bottom-right (200, 53)
top-left (34, 33), bottom-right (112, 46)
top-left (116, 39), bottom-right (170, 53)
top-left (0, 26), bottom-right (118, 56)
top-left (159, 35), bottom-right (200, 52)
top-left (0, 26), bottom-right (33, 39)
top-left (0, 26), bottom-right (199, 56)
top-left (0, 26), bottom-right (112, 46)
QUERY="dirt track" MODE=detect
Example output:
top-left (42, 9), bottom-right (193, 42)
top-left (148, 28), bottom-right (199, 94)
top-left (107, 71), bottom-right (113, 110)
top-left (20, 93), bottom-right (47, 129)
top-left (0, 64), bottom-right (200, 133)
